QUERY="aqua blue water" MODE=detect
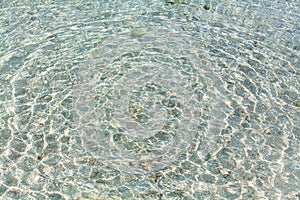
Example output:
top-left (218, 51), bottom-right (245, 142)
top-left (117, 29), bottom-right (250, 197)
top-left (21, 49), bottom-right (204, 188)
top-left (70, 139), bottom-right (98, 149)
top-left (0, 0), bottom-right (299, 199)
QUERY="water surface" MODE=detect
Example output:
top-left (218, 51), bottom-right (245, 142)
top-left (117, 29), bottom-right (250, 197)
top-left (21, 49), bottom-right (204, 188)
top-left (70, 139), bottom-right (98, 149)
top-left (0, 0), bottom-right (299, 199)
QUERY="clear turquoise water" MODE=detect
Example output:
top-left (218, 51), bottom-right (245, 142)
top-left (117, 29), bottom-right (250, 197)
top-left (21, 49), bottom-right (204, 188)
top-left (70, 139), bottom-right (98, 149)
top-left (0, 0), bottom-right (299, 199)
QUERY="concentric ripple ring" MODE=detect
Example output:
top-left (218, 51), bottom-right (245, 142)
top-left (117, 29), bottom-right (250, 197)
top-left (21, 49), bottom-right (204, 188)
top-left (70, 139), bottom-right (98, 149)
top-left (73, 27), bottom-right (227, 173)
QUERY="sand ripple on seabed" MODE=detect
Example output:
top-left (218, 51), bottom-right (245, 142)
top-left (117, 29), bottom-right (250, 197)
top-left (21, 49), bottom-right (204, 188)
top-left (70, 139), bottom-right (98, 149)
top-left (73, 27), bottom-right (228, 174)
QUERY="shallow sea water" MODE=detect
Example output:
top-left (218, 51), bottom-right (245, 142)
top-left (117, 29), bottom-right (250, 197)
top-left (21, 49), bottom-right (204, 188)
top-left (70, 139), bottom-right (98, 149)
top-left (0, 0), bottom-right (299, 199)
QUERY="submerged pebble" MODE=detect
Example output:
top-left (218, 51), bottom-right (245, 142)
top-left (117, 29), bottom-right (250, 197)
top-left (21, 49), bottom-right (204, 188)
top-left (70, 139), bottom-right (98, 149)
top-left (204, 4), bottom-right (211, 10)
top-left (165, 0), bottom-right (188, 5)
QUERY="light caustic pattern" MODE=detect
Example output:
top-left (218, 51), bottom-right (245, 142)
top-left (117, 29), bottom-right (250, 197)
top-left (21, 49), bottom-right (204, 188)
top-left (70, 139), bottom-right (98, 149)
top-left (0, 0), bottom-right (299, 199)
top-left (73, 28), bottom-right (227, 173)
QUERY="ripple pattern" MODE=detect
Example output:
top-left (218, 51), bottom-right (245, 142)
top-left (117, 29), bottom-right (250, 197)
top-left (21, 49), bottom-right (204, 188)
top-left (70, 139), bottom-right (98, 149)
top-left (0, 0), bottom-right (299, 199)
top-left (73, 28), bottom-right (227, 173)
